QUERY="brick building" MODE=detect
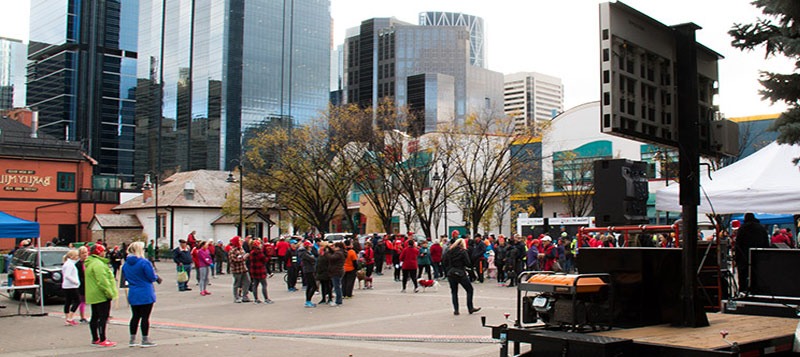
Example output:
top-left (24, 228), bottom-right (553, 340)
top-left (0, 117), bottom-right (118, 250)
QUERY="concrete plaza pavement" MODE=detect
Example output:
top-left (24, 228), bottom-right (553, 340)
top-left (0, 265), bottom-right (519, 356)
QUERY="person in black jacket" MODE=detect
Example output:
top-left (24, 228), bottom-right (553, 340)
top-left (172, 240), bottom-right (193, 291)
top-left (442, 238), bottom-right (481, 316)
top-left (734, 213), bottom-right (770, 294)
top-left (298, 241), bottom-right (318, 307)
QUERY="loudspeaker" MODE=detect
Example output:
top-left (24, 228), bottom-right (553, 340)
top-left (593, 159), bottom-right (648, 227)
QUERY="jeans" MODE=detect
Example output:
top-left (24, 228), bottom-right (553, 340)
top-left (319, 279), bottom-right (332, 302)
top-left (418, 264), bottom-right (432, 280)
top-left (252, 277), bottom-right (268, 301)
top-left (232, 273), bottom-right (250, 300)
top-left (331, 276), bottom-right (343, 304)
top-left (432, 261), bottom-right (443, 279)
top-left (177, 264), bottom-right (192, 291)
top-left (198, 266), bottom-right (210, 292)
top-left (448, 274), bottom-right (475, 313)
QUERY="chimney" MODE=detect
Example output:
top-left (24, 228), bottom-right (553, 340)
top-left (184, 180), bottom-right (195, 200)
top-left (142, 174), bottom-right (153, 203)
top-left (31, 111), bottom-right (39, 138)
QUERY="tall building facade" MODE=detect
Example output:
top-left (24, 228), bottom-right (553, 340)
top-left (504, 72), bottom-right (564, 133)
top-left (418, 11), bottom-right (486, 68)
top-left (343, 16), bottom-right (503, 134)
top-left (0, 37), bottom-right (27, 110)
top-left (26, 0), bottom-right (138, 181)
top-left (135, 0), bottom-right (331, 178)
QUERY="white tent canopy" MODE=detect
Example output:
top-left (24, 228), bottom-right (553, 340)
top-left (655, 141), bottom-right (800, 214)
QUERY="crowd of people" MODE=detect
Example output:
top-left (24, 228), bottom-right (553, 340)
top-left (56, 239), bottom-right (161, 348)
top-left (43, 214), bottom-right (791, 348)
top-left (167, 231), bottom-right (482, 315)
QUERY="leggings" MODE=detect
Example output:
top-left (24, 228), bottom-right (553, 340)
top-left (79, 295), bottom-right (86, 317)
top-left (252, 277), bottom-right (268, 300)
top-left (63, 288), bottom-right (80, 314)
top-left (90, 299), bottom-right (111, 342)
top-left (402, 269), bottom-right (418, 290)
top-left (304, 272), bottom-right (317, 302)
top-left (129, 303), bottom-right (154, 336)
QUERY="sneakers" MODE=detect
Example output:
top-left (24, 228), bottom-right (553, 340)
top-left (204, 290), bottom-right (212, 295)
top-left (401, 289), bottom-right (406, 293)
top-left (79, 318), bottom-right (89, 324)
top-left (140, 337), bottom-right (157, 348)
top-left (234, 298), bottom-right (242, 303)
top-left (264, 299), bottom-right (274, 304)
top-left (91, 339), bottom-right (101, 347)
top-left (453, 311), bottom-right (460, 315)
top-left (129, 336), bottom-right (139, 347)
top-left (414, 288), bottom-right (420, 293)
top-left (65, 319), bottom-right (78, 326)
top-left (200, 291), bottom-right (207, 296)
top-left (241, 297), bottom-right (251, 303)
top-left (328, 301), bottom-right (337, 307)
top-left (96, 340), bottom-right (117, 347)
top-left (304, 301), bottom-right (317, 308)
top-left (254, 299), bottom-right (262, 304)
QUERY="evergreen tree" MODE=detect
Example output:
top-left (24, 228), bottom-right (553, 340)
top-left (730, 0), bottom-right (800, 149)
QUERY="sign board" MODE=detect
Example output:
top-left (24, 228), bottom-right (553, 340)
top-left (599, 1), bottom-right (727, 156)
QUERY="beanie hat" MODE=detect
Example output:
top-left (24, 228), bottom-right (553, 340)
top-left (91, 244), bottom-right (106, 255)
top-left (230, 236), bottom-right (241, 247)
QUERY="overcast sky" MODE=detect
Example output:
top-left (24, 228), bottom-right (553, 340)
top-left (1, 0), bottom-right (793, 118)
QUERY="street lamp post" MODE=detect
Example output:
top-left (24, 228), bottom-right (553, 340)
top-left (143, 173), bottom-right (159, 252)
top-left (441, 162), bottom-right (448, 238)
top-left (431, 169), bottom-right (441, 238)
top-left (227, 162), bottom-right (244, 237)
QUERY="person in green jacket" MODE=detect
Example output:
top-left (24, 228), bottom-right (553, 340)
top-left (85, 244), bottom-right (119, 347)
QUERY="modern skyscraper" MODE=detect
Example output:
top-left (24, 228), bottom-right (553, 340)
top-left (504, 72), bottom-right (564, 133)
top-left (0, 37), bottom-right (27, 110)
top-left (419, 11), bottom-right (486, 68)
top-left (26, 0), bottom-right (139, 181)
top-left (135, 0), bottom-right (331, 178)
top-left (343, 16), bottom-right (503, 135)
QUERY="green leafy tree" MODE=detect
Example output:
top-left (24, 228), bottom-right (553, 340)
top-left (730, 1), bottom-right (800, 154)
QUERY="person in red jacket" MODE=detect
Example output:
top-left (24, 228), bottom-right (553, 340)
top-left (187, 231), bottom-right (197, 249)
top-left (383, 236), bottom-right (394, 272)
top-left (400, 240), bottom-right (420, 292)
top-left (771, 229), bottom-right (793, 247)
top-left (275, 238), bottom-right (290, 272)
top-left (430, 238), bottom-right (444, 279)
top-left (248, 239), bottom-right (272, 304)
top-left (539, 236), bottom-right (557, 271)
top-left (362, 242), bottom-right (375, 289)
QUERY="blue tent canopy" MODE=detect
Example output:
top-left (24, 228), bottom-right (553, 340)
top-left (0, 211), bottom-right (40, 238)
top-left (730, 213), bottom-right (794, 226)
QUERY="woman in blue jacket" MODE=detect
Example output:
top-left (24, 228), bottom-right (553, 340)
top-left (121, 241), bottom-right (162, 348)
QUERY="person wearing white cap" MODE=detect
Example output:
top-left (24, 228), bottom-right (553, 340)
top-left (540, 236), bottom-right (558, 271)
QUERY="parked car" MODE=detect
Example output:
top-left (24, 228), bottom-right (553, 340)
top-left (8, 246), bottom-right (70, 304)
top-left (324, 233), bottom-right (353, 244)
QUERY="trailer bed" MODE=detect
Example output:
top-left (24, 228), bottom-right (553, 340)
top-left (591, 313), bottom-right (796, 351)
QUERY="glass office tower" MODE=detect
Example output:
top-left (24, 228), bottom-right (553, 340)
top-left (27, 0), bottom-right (139, 181)
top-left (135, 0), bottom-right (331, 178)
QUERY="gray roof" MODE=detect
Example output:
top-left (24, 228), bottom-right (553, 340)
top-left (114, 170), bottom-right (260, 210)
top-left (92, 214), bottom-right (142, 228)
